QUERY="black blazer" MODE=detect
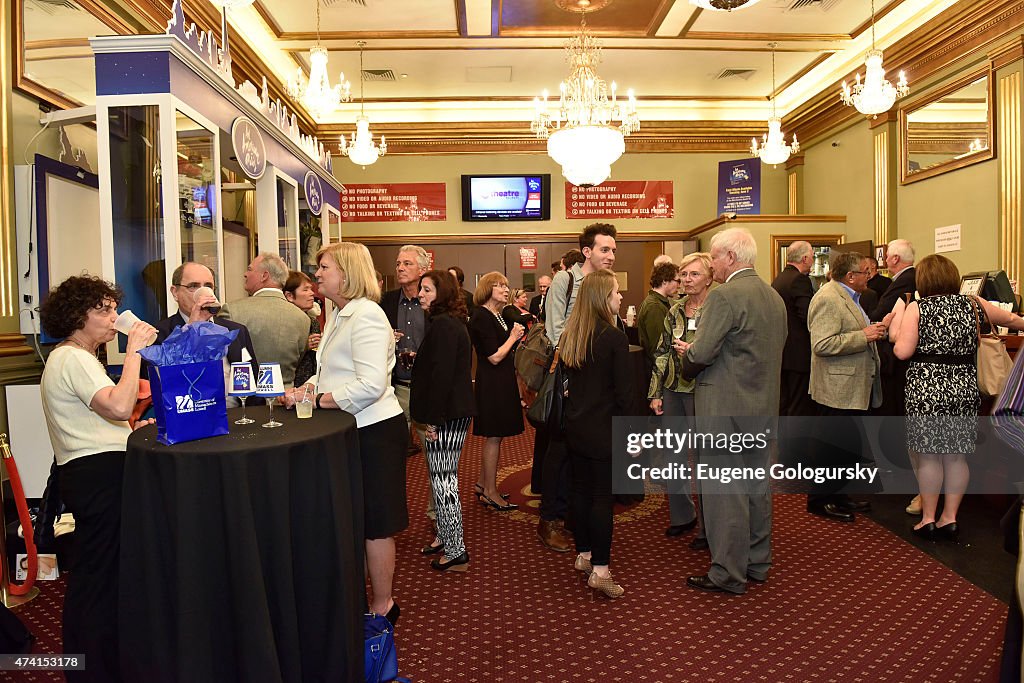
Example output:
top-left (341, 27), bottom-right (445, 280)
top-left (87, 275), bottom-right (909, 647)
top-left (869, 267), bottom-right (915, 322)
top-left (151, 313), bottom-right (259, 372)
top-left (867, 273), bottom-right (892, 301)
top-left (859, 287), bottom-right (879, 316)
top-left (502, 304), bottom-right (536, 329)
top-left (379, 288), bottom-right (402, 329)
top-left (528, 294), bottom-right (544, 319)
top-left (771, 264), bottom-right (813, 373)
top-left (409, 313), bottom-right (477, 425)
top-left (563, 321), bottom-right (635, 459)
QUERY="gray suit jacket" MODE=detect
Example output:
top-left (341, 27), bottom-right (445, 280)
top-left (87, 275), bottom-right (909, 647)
top-left (682, 269), bottom-right (787, 419)
top-left (219, 289), bottom-right (311, 387)
top-left (808, 280), bottom-right (882, 411)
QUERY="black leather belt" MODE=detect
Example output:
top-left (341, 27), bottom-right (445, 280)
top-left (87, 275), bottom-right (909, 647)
top-left (393, 379), bottom-right (412, 387)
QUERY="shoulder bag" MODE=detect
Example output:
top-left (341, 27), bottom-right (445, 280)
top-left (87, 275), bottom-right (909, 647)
top-left (972, 298), bottom-right (1014, 397)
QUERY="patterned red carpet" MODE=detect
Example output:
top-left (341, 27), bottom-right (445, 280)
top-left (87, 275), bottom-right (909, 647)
top-left (3, 425), bottom-right (1008, 682)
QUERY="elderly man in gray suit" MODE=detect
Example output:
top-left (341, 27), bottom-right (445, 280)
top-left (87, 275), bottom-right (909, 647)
top-left (681, 228), bottom-right (787, 595)
top-left (220, 252), bottom-right (311, 388)
top-left (806, 251), bottom-right (887, 522)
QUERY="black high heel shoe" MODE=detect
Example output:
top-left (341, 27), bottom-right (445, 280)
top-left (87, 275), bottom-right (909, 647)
top-left (431, 551), bottom-right (470, 572)
top-left (384, 601), bottom-right (400, 626)
top-left (912, 522), bottom-right (937, 541)
top-left (421, 540), bottom-right (444, 555)
top-left (481, 494), bottom-right (518, 511)
top-left (936, 522), bottom-right (959, 542)
top-left (473, 484), bottom-right (510, 502)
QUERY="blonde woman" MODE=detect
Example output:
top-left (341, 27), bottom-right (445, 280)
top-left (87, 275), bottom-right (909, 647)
top-left (560, 269), bottom-right (636, 599)
top-left (649, 252), bottom-right (713, 542)
top-left (468, 271), bottom-right (525, 510)
top-left (283, 242), bottom-right (407, 624)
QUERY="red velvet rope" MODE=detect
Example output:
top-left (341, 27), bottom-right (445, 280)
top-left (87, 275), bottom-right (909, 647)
top-left (2, 437), bottom-right (37, 595)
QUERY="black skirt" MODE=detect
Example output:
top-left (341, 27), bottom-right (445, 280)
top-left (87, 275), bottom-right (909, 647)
top-left (358, 413), bottom-right (409, 539)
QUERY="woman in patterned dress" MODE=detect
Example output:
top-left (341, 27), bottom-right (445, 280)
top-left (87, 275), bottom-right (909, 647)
top-left (892, 254), bottom-right (1024, 540)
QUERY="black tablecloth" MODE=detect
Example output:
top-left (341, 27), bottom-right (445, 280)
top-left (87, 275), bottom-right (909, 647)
top-left (119, 408), bottom-right (364, 683)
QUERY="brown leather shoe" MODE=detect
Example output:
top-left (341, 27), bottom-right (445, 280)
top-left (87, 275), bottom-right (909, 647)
top-left (538, 519), bottom-right (571, 552)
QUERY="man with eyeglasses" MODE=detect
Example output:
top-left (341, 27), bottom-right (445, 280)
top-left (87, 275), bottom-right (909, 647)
top-left (151, 261), bottom-right (260, 405)
top-left (806, 251), bottom-right (886, 523)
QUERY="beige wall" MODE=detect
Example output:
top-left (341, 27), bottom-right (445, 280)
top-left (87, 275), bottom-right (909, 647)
top-left (802, 119), bottom-right (875, 235)
top-left (334, 150), bottom-right (789, 239)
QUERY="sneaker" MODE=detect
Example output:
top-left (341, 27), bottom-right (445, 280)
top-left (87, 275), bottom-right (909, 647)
top-left (905, 495), bottom-right (922, 515)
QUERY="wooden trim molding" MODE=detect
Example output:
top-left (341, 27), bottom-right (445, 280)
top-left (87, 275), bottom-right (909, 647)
top-left (788, 173), bottom-right (798, 216)
top-left (784, 155), bottom-right (805, 170)
top-left (0, 335), bottom-right (33, 358)
top-left (2, 0), bottom-right (18, 320)
top-left (991, 36), bottom-right (1024, 71)
top-left (687, 214), bottom-right (847, 240)
top-left (999, 69), bottom-right (1022, 290)
top-left (874, 128), bottom-right (890, 248)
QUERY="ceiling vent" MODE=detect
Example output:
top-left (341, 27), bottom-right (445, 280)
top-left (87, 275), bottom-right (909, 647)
top-left (787, 0), bottom-right (842, 11)
top-left (716, 68), bottom-right (757, 81)
top-left (27, 0), bottom-right (81, 14)
top-left (323, 0), bottom-right (367, 7)
top-left (361, 69), bottom-right (396, 82)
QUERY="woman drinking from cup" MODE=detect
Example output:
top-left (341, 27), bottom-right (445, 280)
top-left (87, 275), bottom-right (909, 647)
top-left (39, 275), bottom-right (157, 682)
top-left (282, 242), bottom-right (408, 624)
top-left (410, 270), bottom-right (476, 571)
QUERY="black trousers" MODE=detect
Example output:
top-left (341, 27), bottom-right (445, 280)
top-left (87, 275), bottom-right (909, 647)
top-left (779, 370), bottom-right (816, 417)
top-left (568, 448), bottom-right (614, 566)
top-left (58, 451), bottom-right (125, 683)
top-left (807, 405), bottom-right (868, 508)
top-left (538, 430), bottom-right (570, 522)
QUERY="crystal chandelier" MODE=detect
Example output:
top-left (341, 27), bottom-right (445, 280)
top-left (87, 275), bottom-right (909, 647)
top-left (751, 43), bottom-right (799, 166)
top-left (287, 0), bottom-right (351, 118)
top-left (840, 0), bottom-right (909, 116)
top-left (341, 41), bottom-right (386, 167)
top-left (689, 0), bottom-right (762, 10)
top-left (531, 1), bottom-right (639, 188)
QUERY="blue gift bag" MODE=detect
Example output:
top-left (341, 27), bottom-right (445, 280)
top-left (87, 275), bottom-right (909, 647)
top-left (148, 360), bottom-right (229, 445)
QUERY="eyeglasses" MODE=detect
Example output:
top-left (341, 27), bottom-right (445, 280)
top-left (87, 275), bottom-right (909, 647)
top-left (179, 282), bottom-right (215, 292)
top-left (847, 271), bottom-right (868, 276)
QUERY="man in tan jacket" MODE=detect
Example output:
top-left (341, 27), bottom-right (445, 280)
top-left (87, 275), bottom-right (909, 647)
top-left (220, 252), bottom-right (310, 388)
top-left (807, 251), bottom-right (887, 522)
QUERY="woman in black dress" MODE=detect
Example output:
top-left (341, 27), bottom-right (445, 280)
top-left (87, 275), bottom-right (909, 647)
top-left (410, 270), bottom-right (476, 571)
top-left (892, 254), bottom-right (1024, 541)
top-left (560, 269), bottom-right (635, 599)
top-left (468, 271), bottom-right (525, 510)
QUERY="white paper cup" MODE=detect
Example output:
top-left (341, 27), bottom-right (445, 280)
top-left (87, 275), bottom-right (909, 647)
top-left (229, 362), bottom-right (255, 396)
top-left (256, 363), bottom-right (285, 396)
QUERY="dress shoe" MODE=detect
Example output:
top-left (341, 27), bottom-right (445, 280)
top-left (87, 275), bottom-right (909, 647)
top-left (808, 503), bottom-right (855, 523)
top-left (912, 522), bottom-right (937, 541)
top-left (538, 519), bottom-right (572, 552)
top-left (587, 571), bottom-right (625, 599)
top-left (689, 537), bottom-right (709, 551)
top-left (666, 519), bottom-right (698, 536)
top-left (431, 551), bottom-right (470, 572)
top-left (936, 521), bottom-right (959, 542)
top-left (687, 574), bottom-right (735, 594)
top-left (905, 495), bottom-right (922, 515)
top-left (421, 540), bottom-right (444, 555)
top-left (574, 554), bottom-right (593, 576)
top-left (473, 483), bottom-right (510, 501)
top-left (481, 494), bottom-right (518, 511)
top-left (384, 601), bottom-right (400, 627)
top-left (835, 498), bottom-right (871, 513)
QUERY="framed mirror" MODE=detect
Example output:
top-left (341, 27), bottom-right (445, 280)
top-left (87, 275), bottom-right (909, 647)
top-left (899, 65), bottom-right (994, 184)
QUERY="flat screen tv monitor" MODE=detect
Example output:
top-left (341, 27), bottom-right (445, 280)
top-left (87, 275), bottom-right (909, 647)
top-left (461, 174), bottom-right (551, 222)
top-left (961, 270), bottom-right (1019, 312)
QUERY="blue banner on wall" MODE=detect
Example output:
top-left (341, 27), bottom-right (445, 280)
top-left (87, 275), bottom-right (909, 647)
top-left (717, 158), bottom-right (761, 215)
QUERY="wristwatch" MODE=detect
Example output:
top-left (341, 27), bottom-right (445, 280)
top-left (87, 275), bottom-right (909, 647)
top-left (315, 393), bottom-right (325, 409)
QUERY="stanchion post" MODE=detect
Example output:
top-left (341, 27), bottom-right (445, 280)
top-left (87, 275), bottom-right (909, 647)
top-left (0, 435), bottom-right (38, 606)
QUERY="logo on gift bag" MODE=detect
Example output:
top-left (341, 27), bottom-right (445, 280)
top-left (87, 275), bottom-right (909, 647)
top-left (176, 395), bottom-right (196, 412)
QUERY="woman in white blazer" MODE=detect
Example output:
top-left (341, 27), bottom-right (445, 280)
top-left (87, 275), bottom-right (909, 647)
top-left (283, 242), bottom-right (407, 625)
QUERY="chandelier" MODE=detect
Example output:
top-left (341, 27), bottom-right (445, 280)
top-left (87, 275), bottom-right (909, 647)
top-left (751, 43), bottom-right (799, 166)
top-left (531, 0), bottom-right (639, 188)
top-left (840, 0), bottom-right (909, 116)
top-left (689, 0), bottom-right (762, 10)
top-left (287, 0), bottom-right (351, 118)
top-left (341, 41), bottom-right (386, 167)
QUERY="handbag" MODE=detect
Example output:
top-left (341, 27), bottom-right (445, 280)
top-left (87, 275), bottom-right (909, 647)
top-left (526, 350), bottom-right (567, 437)
top-left (972, 298), bottom-right (1014, 397)
top-left (364, 613), bottom-right (409, 683)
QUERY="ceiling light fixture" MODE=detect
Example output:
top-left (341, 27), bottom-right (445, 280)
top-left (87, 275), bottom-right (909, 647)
top-left (689, 0), bottom-right (762, 10)
top-left (531, 0), bottom-right (639, 188)
top-left (751, 43), bottom-right (799, 166)
top-left (840, 0), bottom-right (909, 116)
top-left (341, 41), bottom-right (386, 167)
top-left (287, 0), bottom-right (351, 118)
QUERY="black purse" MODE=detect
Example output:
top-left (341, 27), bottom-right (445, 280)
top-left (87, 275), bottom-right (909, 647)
top-left (526, 351), bottom-right (567, 437)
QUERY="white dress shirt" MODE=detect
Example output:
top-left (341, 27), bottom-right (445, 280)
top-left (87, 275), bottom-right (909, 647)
top-left (307, 297), bottom-right (403, 428)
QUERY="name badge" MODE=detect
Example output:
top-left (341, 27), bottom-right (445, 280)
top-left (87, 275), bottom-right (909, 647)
top-left (687, 318), bottom-right (697, 331)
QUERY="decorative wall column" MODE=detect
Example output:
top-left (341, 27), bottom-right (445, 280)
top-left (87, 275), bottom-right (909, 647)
top-left (994, 39), bottom-right (1024, 290)
top-left (785, 155), bottom-right (804, 215)
top-left (870, 112), bottom-right (898, 249)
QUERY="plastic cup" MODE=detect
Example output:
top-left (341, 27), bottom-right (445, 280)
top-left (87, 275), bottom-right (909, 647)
top-left (296, 399), bottom-right (313, 419)
top-left (114, 310), bottom-right (156, 346)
